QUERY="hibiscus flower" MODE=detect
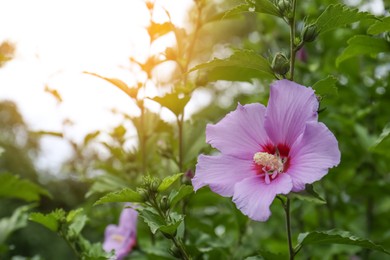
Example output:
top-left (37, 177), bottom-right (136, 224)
top-left (103, 205), bottom-right (138, 259)
top-left (192, 80), bottom-right (340, 221)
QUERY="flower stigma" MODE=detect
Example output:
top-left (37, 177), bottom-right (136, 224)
top-left (253, 152), bottom-right (285, 184)
top-left (111, 234), bottom-right (125, 243)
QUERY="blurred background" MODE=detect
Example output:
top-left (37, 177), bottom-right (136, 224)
top-left (1, 0), bottom-right (390, 259)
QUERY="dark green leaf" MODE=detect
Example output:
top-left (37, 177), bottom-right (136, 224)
top-left (336, 35), bottom-right (390, 66)
top-left (190, 49), bottom-right (275, 82)
top-left (158, 173), bottom-right (183, 192)
top-left (0, 173), bottom-right (51, 201)
top-left (94, 188), bottom-right (143, 206)
top-left (315, 4), bottom-right (374, 34)
top-left (312, 75), bottom-right (338, 97)
top-left (370, 123), bottom-right (390, 157)
top-left (297, 230), bottom-right (390, 255)
top-left (289, 184), bottom-right (326, 204)
top-left (29, 209), bottom-right (66, 232)
top-left (139, 208), bottom-right (165, 234)
top-left (169, 185), bottom-right (193, 208)
top-left (368, 16), bottom-right (390, 34)
top-left (158, 212), bottom-right (184, 236)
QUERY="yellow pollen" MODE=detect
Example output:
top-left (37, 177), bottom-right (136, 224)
top-left (253, 152), bottom-right (284, 173)
top-left (111, 234), bottom-right (125, 243)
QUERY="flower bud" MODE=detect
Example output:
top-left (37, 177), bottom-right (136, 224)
top-left (272, 52), bottom-right (290, 76)
top-left (302, 24), bottom-right (318, 43)
top-left (277, 0), bottom-right (291, 16)
top-left (150, 179), bottom-right (161, 193)
top-left (161, 195), bottom-right (170, 212)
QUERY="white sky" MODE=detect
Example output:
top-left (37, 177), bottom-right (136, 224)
top-left (0, 0), bottom-right (207, 174)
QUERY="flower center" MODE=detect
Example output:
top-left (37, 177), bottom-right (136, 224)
top-left (112, 234), bottom-right (125, 243)
top-left (253, 152), bottom-right (285, 184)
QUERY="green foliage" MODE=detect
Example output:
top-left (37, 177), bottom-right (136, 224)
top-left (0, 173), bottom-right (51, 202)
top-left (190, 49), bottom-right (275, 82)
top-left (169, 185), bottom-right (193, 209)
top-left (224, 0), bottom-right (281, 19)
top-left (0, 205), bottom-right (33, 244)
top-left (314, 4), bottom-right (374, 34)
top-left (297, 230), bottom-right (390, 255)
top-left (29, 209), bottom-right (66, 232)
top-left (151, 93), bottom-right (190, 117)
top-left (336, 35), bottom-right (390, 66)
top-left (158, 173), bottom-right (183, 192)
top-left (94, 188), bottom-right (143, 206)
top-left (312, 75), bottom-right (338, 97)
top-left (370, 123), bottom-right (390, 158)
top-left (368, 16), bottom-right (390, 34)
top-left (289, 184), bottom-right (326, 205)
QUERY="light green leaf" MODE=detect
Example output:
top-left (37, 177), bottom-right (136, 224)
top-left (223, 0), bottom-right (281, 19)
top-left (86, 174), bottom-right (128, 198)
top-left (289, 184), bottom-right (326, 204)
top-left (29, 209), bottom-right (66, 232)
top-left (69, 214), bottom-right (88, 236)
top-left (370, 123), bottom-right (390, 157)
top-left (151, 93), bottom-right (190, 117)
top-left (94, 188), bottom-right (143, 206)
top-left (158, 173), bottom-right (184, 192)
top-left (315, 4), bottom-right (374, 34)
top-left (368, 16), bottom-right (390, 34)
top-left (169, 185), bottom-right (194, 208)
top-left (139, 209), bottom-right (165, 234)
top-left (66, 208), bottom-right (84, 223)
top-left (0, 205), bottom-right (33, 244)
top-left (312, 75), bottom-right (338, 97)
top-left (84, 72), bottom-right (137, 98)
top-left (336, 35), bottom-right (390, 66)
top-left (0, 173), bottom-right (51, 202)
top-left (297, 230), bottom-right (390, 255)
top-left (190, 49), bottom-right (275, 82)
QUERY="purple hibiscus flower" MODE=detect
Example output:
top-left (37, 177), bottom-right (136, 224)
top-left (103, 205), bottom-right (138, 260)
top-left (192, 80), bottom-right (340, 221)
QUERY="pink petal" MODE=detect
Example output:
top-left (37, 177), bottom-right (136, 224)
top-left (232, 174), bottom-right (293, 221)
top-left (119, 206), bottom-right (138, 229)
top-left (288, 122), bottom-right (340, 192)
top-left (264, 80), bottom-right (318, 148)
top-left (192, 154), bottom-right (254, 197)
top-left (206, 103), bottom-right (270, 160)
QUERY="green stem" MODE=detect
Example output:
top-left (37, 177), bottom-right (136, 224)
top-left (289, 0), bottom-right (298, 81)
top-left (172, 236), bottom-right (191, 260)
top-left (177, 114), bottom-right (184, 172)
top-left (284, 198), bottom-right (295, 260)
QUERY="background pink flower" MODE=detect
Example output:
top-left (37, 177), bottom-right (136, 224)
top-left (103, 205), bottom-right (138, 260)
top-left (192, 80), bottom-right (340, 221)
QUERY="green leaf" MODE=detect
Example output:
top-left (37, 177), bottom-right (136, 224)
top-left (66, 208), bottom-right (84, 223)
top-left (223, 0), bottom-right (281, 19)
top-left (370, 123), bottom-right (390, 157)
top-left (158, 212), bottom-right (184, 236)
top-left (29, 209), bottom-right (66, 232)
top-left (0, 173), bottom-right (51, 202)
top-left (151, 93), bottom-right (190, 117)
top-left (84, 130), bottom-right (100, 146)
top-left (336, 35), bottom-right (390, 66)
top-left (158, 173), bottom-right (183, 192)
top-left (169, 185), bottom-right (193, 208)
top-left (314, 4), bottom-right (374, 35)
top-left (93, 188), bottom-right (143, 206)
top-left (69, 214), bottom-right (88, 236)
top-left (84, 72), bottom-right (137, 98)
top-left (189, 49), bottom-right (275, 82)
top-left (139, 209), bottom-right (165, 234)
top-left (312, 75), bottom-right (338, 97)
top-left (289, 184), bottom-right (326, 204)
top-left (86, 174), bottom-right (128, 198)
top-left (368, 16), bottom-right (390, 34)
top-left (0, 205), bottom-right (33, 244)
top-left (297, 230), bottom-right (390, 255)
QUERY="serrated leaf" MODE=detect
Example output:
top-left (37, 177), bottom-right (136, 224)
top-left (190, 49), bottom-right (275, 82)
top-left (368, 16), bottom-right (390, 34)
top-left (151, 93), bottom-right (190, 117)
top-left (223, 0), bottom-right (281, 19)
top-left (336, 35), bottom-right (390, 66)
top-left (0, 205), bottom-right (33, 244)
top-left (66, 208), bottom-right (84, 223)
top-left (94, 188), bottom-right (143, 206)
top-left (139, 208), bottom-right (165, 234)
top-left (29, 209), bottom-right (66, 232)
top-left (370, 123), bottom-right (390, 157)
top-left (297, 230), bottom-right (390, 255)
top-left (289, 184), bottom-right (326, 204)
top-left (86, 174), bottom-right (128, 198)
top-left (312, 75), bottom-right (338, 97)
top-left (169, 185), bottom-right (193, 208)
top-left (158, 173), bottom-right (183, 192)
top-left (84, 72), bottom-right (137, 98)
top-left (315, 4), bottom-right (374, 34)
top-left (0, 173), bottom-right (51, 202)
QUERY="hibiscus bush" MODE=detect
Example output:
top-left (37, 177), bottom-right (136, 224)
top-left (1, 0), bottom-right (390, 259)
